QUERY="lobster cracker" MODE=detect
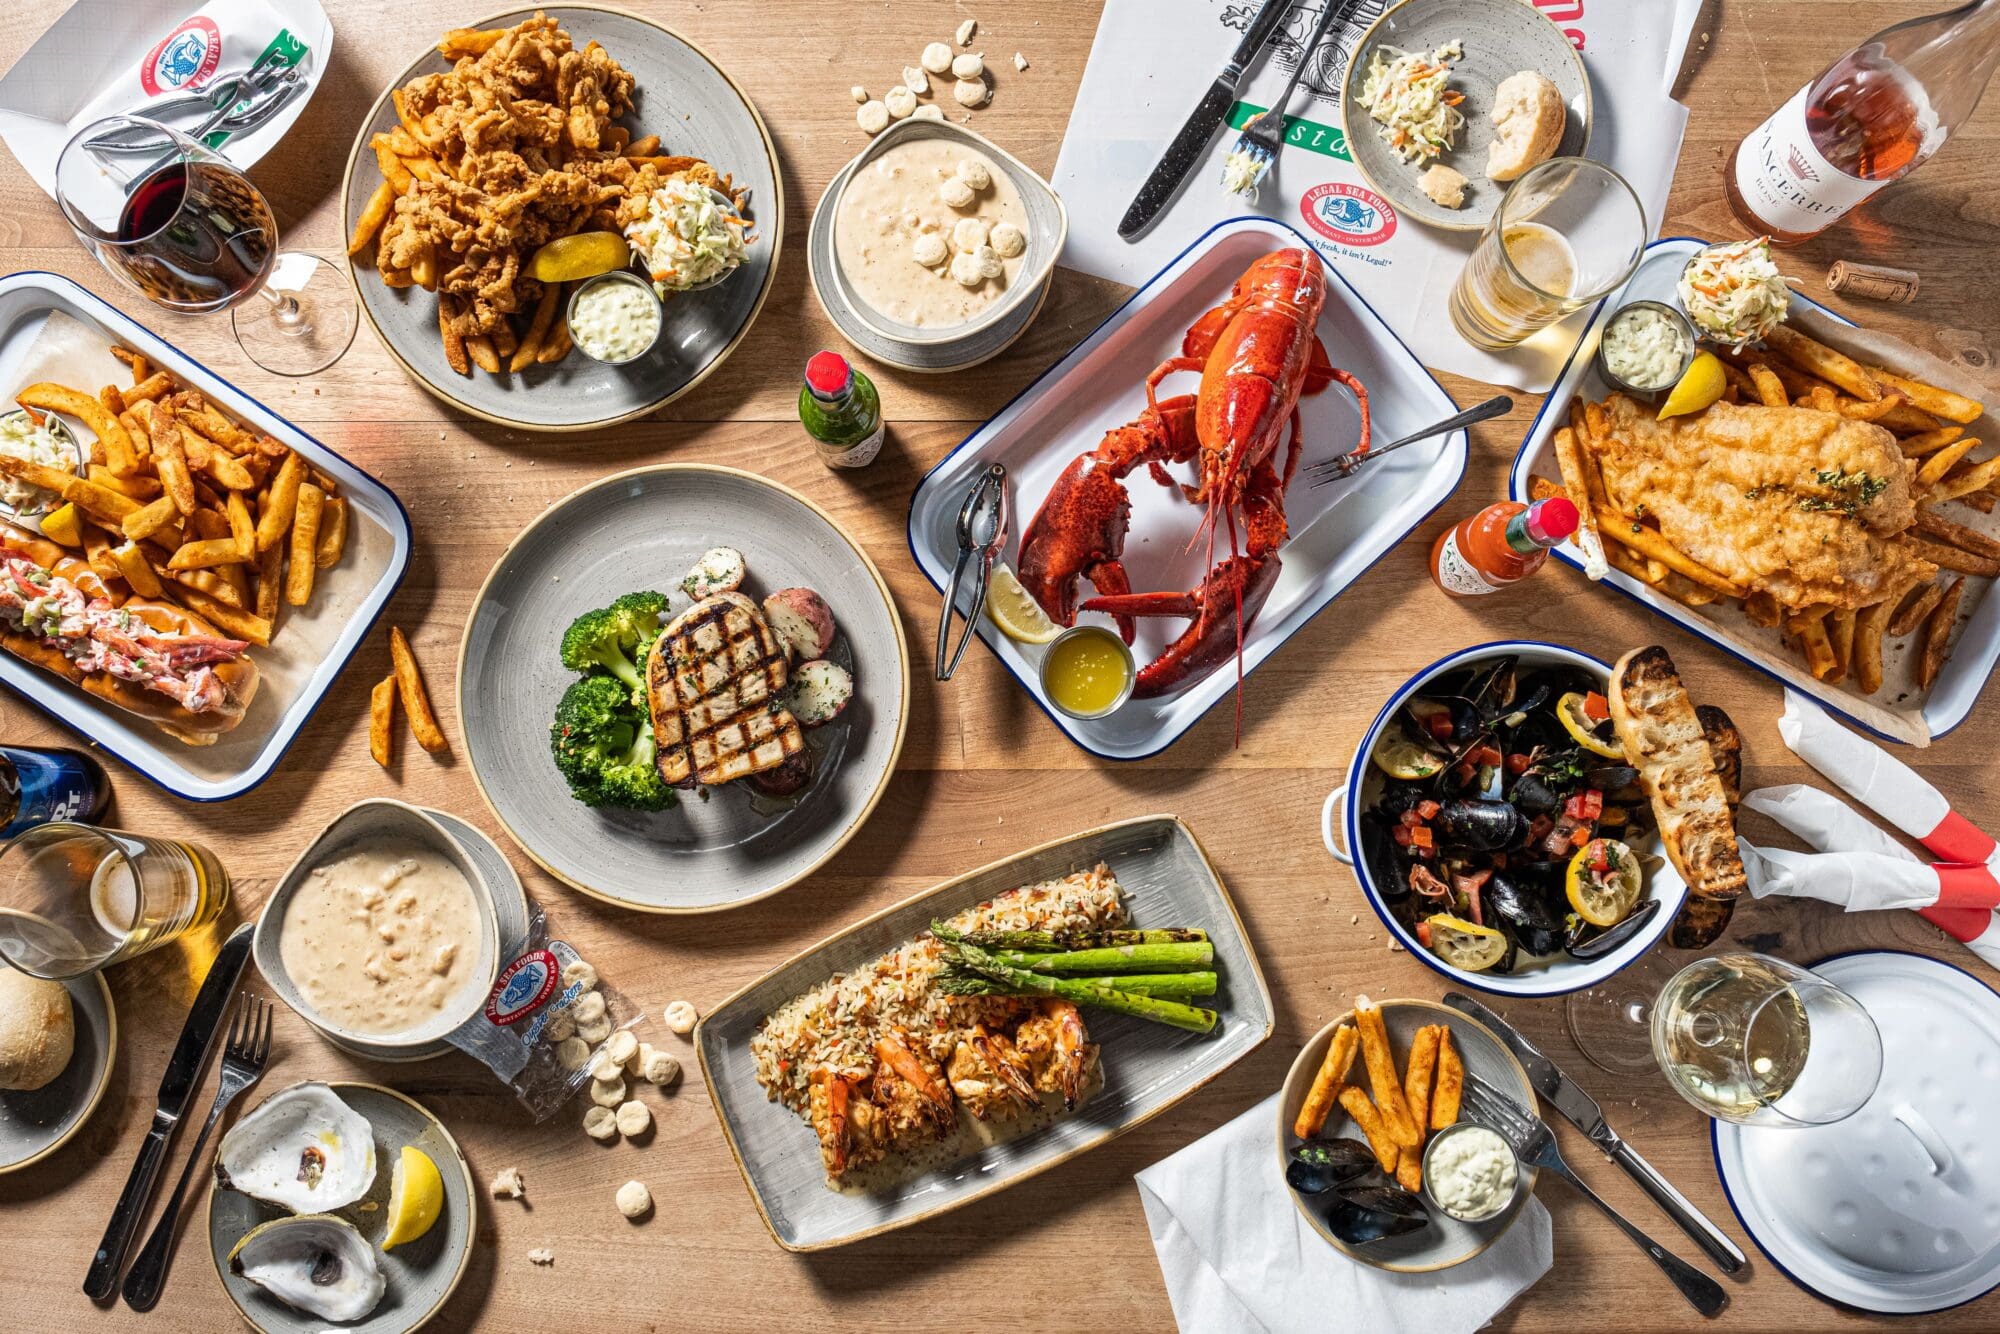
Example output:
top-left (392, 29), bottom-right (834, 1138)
top-left (1016, 248), bottom-right (1371, 736)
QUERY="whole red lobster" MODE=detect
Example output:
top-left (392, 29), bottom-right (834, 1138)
top-left (1017, 247), bottom-right (1370, 731)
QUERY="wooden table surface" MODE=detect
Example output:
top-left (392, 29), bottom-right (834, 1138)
top-left (3, 2), bottom-right (1997, 1330)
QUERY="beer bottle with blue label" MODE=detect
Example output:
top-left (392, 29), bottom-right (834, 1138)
top-left (1, 745), bottom-right (111, 838)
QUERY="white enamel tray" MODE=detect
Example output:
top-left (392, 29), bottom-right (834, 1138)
top-left (1506, 236), bottom-right (1999, 746)
top-left (0, 272), bottom-right (411, 800)
top-left (907, 217), bottom-right (1467, 759)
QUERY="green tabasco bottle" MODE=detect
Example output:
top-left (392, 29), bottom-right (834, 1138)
top-left (799, 350), bottom-right (885, 469)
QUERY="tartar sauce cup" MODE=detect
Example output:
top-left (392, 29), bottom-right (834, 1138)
top-left (1421, 1121), bottom-right (1522, 1223)
top-left (566, 270), bottom-right (663, 367)
top-left (1596, 299), bottom-right (1697, 397)
top-left (1038, 624), bottom-right (1137, 722)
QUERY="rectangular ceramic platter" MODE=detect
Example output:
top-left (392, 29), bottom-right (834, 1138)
top-left (1508, 237), bottom-right (1998, 745)
top-left (0, 272), bottom-right (411, 798)
top-left (907, 217), bottom-right (1466, 758)
top-left (697, 814), bottom-right (1275, 1251)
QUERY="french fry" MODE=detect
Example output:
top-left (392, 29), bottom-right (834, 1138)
top-left (1879, 403), bottom-right (1943, 435)
top-left (83, 465), bottom-right (159, 500)
top-left (226, 489), bottom-right (256, 558)
top-left (1914, 508), bottom-right (2000, 561)
top-left (410, 239), bottom-right (436, 292)
top-left (116, 408), bottom-right (149, 461)
top-left (1430, 1030), bottom-right (1462, 1131)
top-left (400, 153), bottom-right (442, 184)
top-left (1914, 439), bottom-right (1979, 490)
top-left (1890, 581), bottom-right (1945, 637)
top-left (122, 494), bottom-right (180, 542)
top-left (1787, 607), bottom-right (1839, 681)
top-left (1742, 590), bottom-right (1782, 627)
top-left (1748, 363), bottom-right (1790, 409)
top-left (1353, 997), bottom-right (1420, 1148)
top-left (537, 312), bottom-right (573, 365)
top-left (348, 181), bottom-right (397, 256)
top-left (176, 587), bottom-right (270, 645)
top-left (1931, 456), bottom-right (2000, 505)
top-left (437, 26), bottom-right (507, 58)
top-left (439, 298), bottom-right (470, 377)
top-left (1829, 607), bottom-right (1856, 681)
top-left (390, 626), bottom-right (448, 753)
top-left (1865, 367), bottom-right (1984, 425)
top-left (370, 673), bottom-right (397, 767)
top-left (256, 453), bottom-right (305, 553)
top-left (1594, 505), bottom-right (1747, 596)
top-left (150, 403), bottom-right (197, 514)
top-left (81, 523), bottom-right (118, 584)
top-left (17, 382), bottom-right (135, 464)
top-left (1396, 1025), bottom-right (1443, 1193)
top-left (1294, 1025), bottom-right (1358, 1140)
top-left (167, 538), bottom-right (249, 571)
top-left (1336, 1086), bottom-right (1400, 1174)
top-left (0, 453), bottom-right (85, 498)
top-left (186, 429), bottom-right (256, 490)
top-left (1900, 426), bottom-right (1965, 458)
top-left (1833, 393), bottom-right (1905, 423)
top-left (1919, 577), bottom-right (1965, 689)
top-left (124, 371), bottom-right (173, 404)
top-left (373, 138), bottom-right (415, 194)
top-left (190, 505), bottom-right (231, 543)
top-left (624, 133), bottom-right (661, 158)
top-left (1898, 534), bottom-right (2000, 577)
top-left (466, 334), bottom-right (501, 374)
top-left (1854, 598), bottom-right (1892, 694)
top-left (286, 484), bottom-right (324, 605)
top-left (1550, 426), bottom-right (1608, 578)
top-left (110, 541), bottom-right (164, 598)
top-left (1766, 325), bottom-right (1881, 401)
top-left (256, 541), bottom-right (284, 622)
top-left (491, 322), bottom-right (518, 361)
top-left (316, 496), bottom-right (349, 568)
top-left (1716, 347), bottom-right (1822, 399)
top-left (511, 282), bottom-right (562, 371)
top-left (61, 476), bottom-right (142, 525)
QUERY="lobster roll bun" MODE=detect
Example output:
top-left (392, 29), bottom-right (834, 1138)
top-left (0, 522), bottom-right (259, 744)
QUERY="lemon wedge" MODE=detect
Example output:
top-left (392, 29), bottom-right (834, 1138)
top-left (1422, 913), bottom-right (1511, 972)
top-left (1567, 838), bottom-right (1643, 927)
top-left (529, 231), bottom-right (632, 284)
top-left (1373, 732), bottom-right (1444, 780)
top-left (381, 1145), bottom-right (445, 1251)
top-left (984, 564), bottom-right (1063, 644)
top-left (1658, 351), bottom-right (1726, 420)
top-left (1556, 691), bottom-right (1624, 758)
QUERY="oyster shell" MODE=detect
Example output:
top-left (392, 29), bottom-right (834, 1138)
top-left (228, 1214), bottom-right (386, 1323)
top-left (216, 1082), bottom-right (377, 1213)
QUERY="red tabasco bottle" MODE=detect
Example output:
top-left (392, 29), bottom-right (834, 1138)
top-left (1429, 496), bottom-right (1579, 598)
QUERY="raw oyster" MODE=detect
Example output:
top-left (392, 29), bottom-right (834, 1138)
top-left (228, 1214), bottom-right (386, 1322)
top-left (216, 1082), bottom-right (377, 1213)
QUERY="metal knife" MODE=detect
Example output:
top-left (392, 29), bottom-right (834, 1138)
top-left (83, 922), bottom-right (253, 1301)
top-left (1118, 0), bottom-right (1297, 239)
top-left (1443, 991), bottom-right (1747, 1274)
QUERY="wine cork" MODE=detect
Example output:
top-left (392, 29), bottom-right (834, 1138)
top-left (1826, 260), bottom-right (1919, 304)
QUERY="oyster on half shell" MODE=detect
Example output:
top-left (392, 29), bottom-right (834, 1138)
top-left (228, 1214), bottom-right (387, 1323)
top-left (216, 1082), bottom-right (377, 1213)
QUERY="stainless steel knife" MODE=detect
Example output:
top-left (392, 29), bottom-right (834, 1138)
top-left (83, 922), bottom-right (254, 1301)
top-left (1443, 991), bottom-right (1747, 1274)
top-left (1118, 0), bottom-right (1297, 239)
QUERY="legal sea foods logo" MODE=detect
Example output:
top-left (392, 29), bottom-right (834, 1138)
top-left (1301, 182), bottom-right (1397, 246)
top-left (487, 948), bottom-right (561, 1026)
top-left (142, 16), bottom-right (224, 96)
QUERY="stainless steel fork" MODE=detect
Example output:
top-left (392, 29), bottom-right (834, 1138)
top-left (121, 995), bottom-right (273, 1311)
top-left (1461, 1073), bottom-right (1728, 1318)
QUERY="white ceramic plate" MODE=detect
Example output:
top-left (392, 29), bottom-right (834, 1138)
top-left (458, 464), bottom-right (909, 912)
top-left (906, 216), bottom-right (1466, 758)
top-left (207, 1082), bottom-right (475, 1334)
top-left (0, 273), bottom-right (409, 800)
top-left (1277, 1000), bottom-right (1537, 1271)
top-left (0, 971), bottom-right (113, 1174)
top-left (1507, 236), bottom-right (1995, 746)
top-left (339, 5), bottom-right (782, 431)
top-left (696, 815), bottom-right (1275, 1251)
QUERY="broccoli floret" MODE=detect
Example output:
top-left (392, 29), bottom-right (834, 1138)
top-left (558, 591), bottom-right (669, 697)
top-left (549, 676), bottom-right (674, 811)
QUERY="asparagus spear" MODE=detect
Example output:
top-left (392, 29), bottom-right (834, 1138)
top-left (939, 965), bottom-right (1218, 1000)
top-left (943, 941), bottom-right (1218, 1034)
top-left (931, 923), bottom-right (1214, 974)
top-left (931, 922), bottom-right (1209, 952)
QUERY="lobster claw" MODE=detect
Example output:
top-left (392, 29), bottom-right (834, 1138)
top-left (1079, 553), bottom-right (1281, 699)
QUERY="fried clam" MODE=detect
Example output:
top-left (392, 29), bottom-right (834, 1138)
top-left (215, 1082), bottom-right (377, 1214)
top-left (227, 1214), bottom-right (386, 1322)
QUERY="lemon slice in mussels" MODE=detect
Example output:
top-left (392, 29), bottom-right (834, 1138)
top-left (1556, 691), bottom-right (1624, 758)
top-left (1567, 838), bottom-right (1643, 927)
top-left (1373, 731), bottom-right (1444, 780)
top-left (1423, 913), bottom-right (1510, 972)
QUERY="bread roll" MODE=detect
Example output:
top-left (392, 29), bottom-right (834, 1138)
top-left (1486, 71), bottom-right (1564, 181)
top-left (0, 968), bottom-right (73, 1091)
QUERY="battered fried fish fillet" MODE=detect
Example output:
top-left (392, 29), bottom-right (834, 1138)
top-left (1596, 396), bottom-right (1934, 612)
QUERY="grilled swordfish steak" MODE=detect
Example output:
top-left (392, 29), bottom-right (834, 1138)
top-left (646, 592), bottom-right (805, 787)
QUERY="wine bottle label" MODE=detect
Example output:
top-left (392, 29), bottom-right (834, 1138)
top-left (817, 421), bottom-right (885, 469)
top-left (1734, 86), bottom-right (1889, 232)
top-left (1434, 531), bottom-right (1505, 596)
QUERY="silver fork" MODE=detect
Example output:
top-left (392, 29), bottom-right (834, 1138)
top-left (121, 995), bottom-right (273, 1311)
top-left (1220, 0), bottom-right (1356, 199)
top-left (1461, 1073), bottom-right (1728, 1318)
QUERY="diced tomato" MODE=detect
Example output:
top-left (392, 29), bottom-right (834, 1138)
top-left (1392, 823), bottom-right (1414, 847)
top-left (1583, 691), bottom-right (1609, 722)
top-left (1410, 826), bottom-right (1434, 850)
top-left (1414, 921), bottom-right (1433, 949)
top-left (1570, 826), bottom-right (1592, 849)
top-left (1453, 762), bottom-right (1477, 787)
top-left (1401, 807), bottom-right (1424, 827)
top-left (1505, 752), bottom-right (1531, 775)
top-left (1564, 789), bottom-right (1604, 822)
top-left (1415, 799), bottom-right (1441, 820)
top-left (1427, 714), bottom-right (1454, 741)
top-left (1469, 744), bottom-right (1503, 769)
top-left (1588, 841), bottom-right (1612, 874)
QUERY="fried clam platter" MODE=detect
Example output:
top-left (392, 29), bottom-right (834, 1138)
top-left (646, 592), bottom-right (804, 787)
top-left (1595, 396), bottom-right (1935, 612)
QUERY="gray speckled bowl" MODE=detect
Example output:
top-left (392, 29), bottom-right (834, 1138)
top-left (457, 464), bottom-right (910, 913)
top-left (338, 5), bottom-right (782, 431)
top-left (1340, 0), bottom-right (1590, 232)
top-left (207, 1082), bottom-right (475, 1334)
top-left (0, 971), bottom-right (113, 1174)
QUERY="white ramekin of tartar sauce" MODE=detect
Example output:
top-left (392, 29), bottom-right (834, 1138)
top-left (1422, 1122), bottom-right (1521, 1222)
top-left (566, 271), bottom-right (663, 366)
top-left (1596, 300), bottom-right (1697, 395)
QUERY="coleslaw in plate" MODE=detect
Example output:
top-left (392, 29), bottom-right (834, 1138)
top-left (1359, 42), bottom-right (1466, 166)
top-left (1677, 237), bottom-right (1791, 347)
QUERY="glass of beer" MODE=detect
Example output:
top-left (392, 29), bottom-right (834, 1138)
top-left (1449, 157), bottom-right (1648, 351)
top-left (0, 823), bottom-right (229, 979)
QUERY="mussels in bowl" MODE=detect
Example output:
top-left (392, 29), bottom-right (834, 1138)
top-left (1325, 642), bottom-right (1685, 996)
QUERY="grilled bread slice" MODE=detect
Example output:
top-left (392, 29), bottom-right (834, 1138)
top-left (646, 592), bottom-right (805, 788)
top-left (1609, 647), bottom-right (1746, 902)
top-left (1672, 703), bottom-right (1746, 947)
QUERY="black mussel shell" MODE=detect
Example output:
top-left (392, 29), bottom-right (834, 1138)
top-left (1566, 897), bottom-right (1663, 960)
top-left (1431, 799), bottom-right (1528, 853)
top-left (1322, 1184), bottom-right (1431, 1245)
top-left (1358, 813), bottom-right (1410, 904)
top-left (1287, 1139), bottom-right (1379, 1194)
top-left (1583, 764), bottom-right (1640, 790)
top-left (1510, 771), bottom-right (1566, 815)
top-left (1486, 874), bottom-right (1566, 956)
